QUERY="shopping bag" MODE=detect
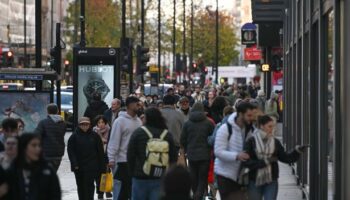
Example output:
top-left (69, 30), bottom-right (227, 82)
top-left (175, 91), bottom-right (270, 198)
top-left (177, 150), bottom-right (187, 167)
top-left (99, 170), bottom-right (113, 193)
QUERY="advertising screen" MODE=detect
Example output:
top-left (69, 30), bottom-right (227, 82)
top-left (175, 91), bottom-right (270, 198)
top-left (77, 65), bottom-right (114, 120)
top-left (0, 92), bottom-right (51, 132)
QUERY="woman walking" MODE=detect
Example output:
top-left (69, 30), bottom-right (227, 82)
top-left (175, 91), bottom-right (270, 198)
top-left (243, 115), bottom-right (308, 200)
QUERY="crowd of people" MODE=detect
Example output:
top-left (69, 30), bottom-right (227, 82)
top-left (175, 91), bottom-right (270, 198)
top-left (0, 81), bottom-right (305, 200)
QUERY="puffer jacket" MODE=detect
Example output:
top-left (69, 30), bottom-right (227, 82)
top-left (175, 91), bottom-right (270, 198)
top-left (181, 111), bottom-right (215, 161)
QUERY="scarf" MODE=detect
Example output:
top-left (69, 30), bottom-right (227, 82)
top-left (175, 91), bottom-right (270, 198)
top-left (254, 129), bottom-right (275, 186)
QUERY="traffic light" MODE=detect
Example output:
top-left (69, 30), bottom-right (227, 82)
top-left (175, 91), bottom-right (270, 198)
top-left (136, 45), bottom-right (150, 74)
top-left (49, 47), bottom-right (58, 71)
top-left (120, 38), bottom-right (133, 72)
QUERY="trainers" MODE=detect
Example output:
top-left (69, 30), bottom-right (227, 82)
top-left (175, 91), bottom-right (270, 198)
top-left (97, 194), bottom-right (104, 200)
top-left (106, 192), bottom-right (113, 198)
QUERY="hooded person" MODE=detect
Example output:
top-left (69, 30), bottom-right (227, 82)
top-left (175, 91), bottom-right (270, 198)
top-left (265, 92), bottom-right (279, 120)
top-left (255, 90), bottom-right (266, 112)
top-left (180, 102), bottom-right (215, 200)
top-left (84, 92), bottom-right (109, 123)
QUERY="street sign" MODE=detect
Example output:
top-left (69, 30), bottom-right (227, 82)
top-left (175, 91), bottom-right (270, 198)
top-left (241, 23), bottom-right (257, 45)
top-left (261, 64), bottom-right (270, 72)
top-left (244, 47), bottom-right (262, 61)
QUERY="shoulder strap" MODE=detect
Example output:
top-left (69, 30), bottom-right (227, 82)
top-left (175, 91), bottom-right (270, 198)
top-left (141, 126), bottom-right (153, 139)
top-left (226, 122), bottom-right (233, 141)
top-left (160, 130), bottom-right (168, 140)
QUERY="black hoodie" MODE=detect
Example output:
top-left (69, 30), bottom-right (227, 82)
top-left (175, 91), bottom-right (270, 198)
top-left (180, 111), bottom-right (215, 161)
top-left (83, 100), bottom-right (109, 122)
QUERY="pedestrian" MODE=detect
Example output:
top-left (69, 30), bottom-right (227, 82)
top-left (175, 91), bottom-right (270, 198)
top-left (255, 90), bottom-right (266, 112)
top-left (92, 115), bottom-right (112, 199)
top-left (214, 102), bottom-right (256, 200)
top-left (84, 92), bottom-right (109, 123)
top-left (0, 118), bottom-right (19, 152)
top-left (203, 91), bottom-right (216, 110)
top-left (243, 115), bottom-right (308, 200)
top-left (68, 117), bottom-right (105, 200)
top-left (265, 92), bottom-right (279, 120)
top-left (34, 103), bottom-right (66, 172)
top-left (166, 88), bottom-right (180, 103)
top-left (160, 165), bottom-right (192, 200)
top-left (7, 133), bottom-right (61, 200)
top-left (192, 85), bottom-right (206, 103)
top-left (0, 136), bottom-right (18, 170)
top-left (160, 95), bottom-right (185, 155)
top-left (104, 98), bottom-right (122, 126)
top-left (127, 107), bottom-right (177, 200)
top-left (107, 96), bottom-right (142, 200)
top-left (209, 96), bottom-right (229, 124)
top-left (185, 89), bottom-right (195, 107)
top-left (15, 118), bottom-right (25, 135)
top-left (178, 96), bottom-right (191, 121)
top-left (181, 102), bottom-right (215, 200)
top-left (93, 115), bottom-right (111, 148)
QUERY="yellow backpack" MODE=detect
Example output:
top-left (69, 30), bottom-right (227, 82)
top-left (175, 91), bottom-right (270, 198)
top-left (141, 126), bottom-right (169, 177)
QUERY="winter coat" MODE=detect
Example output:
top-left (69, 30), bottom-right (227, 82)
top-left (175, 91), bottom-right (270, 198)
top-left (181, 111), bottom-right (215, 161)
top-left (35, 115), bottom-right (66, 159)
top-left (103, 108), bottom-right (120, 126)
top-left (107, 112), bottom-right (142, 164)
top-left (84, 100), bottom-right (109, 122)
top-left (7, 161), bottom-right (61, 200)
top-left (178, 108), bottom-right (190, 121)
top-left (243, 133), bottom-right (300, 181)
top-left (214, 113), bottom-right (254, 181)
top-left (127, 125), bottom-right (177, 179)
top-left (67, 128), bottom-right (105, 173)
top-left (161, 106), bottom-right (185, 147)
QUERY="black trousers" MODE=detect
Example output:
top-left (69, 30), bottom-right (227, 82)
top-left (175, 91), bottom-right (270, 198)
top-left (188, 160), bottom-right (210, 200)
top-left (74, 171), bottom-right (98, 200)
top-left (217, 175), bottom-right (247, 200)
top-left (115, 162), bottom-right (131, 200)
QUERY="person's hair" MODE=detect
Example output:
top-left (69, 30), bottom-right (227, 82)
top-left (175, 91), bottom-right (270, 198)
top-left (223, 106), bottom-right (234, 117)
top-left (125, 96), bottom-right (140, 107)
top-left (1, 118), bottom-right (18, 132)
top-left (161, 165), bottom-right (192, 200)
top-left (93, 115), bottom-right (108, 126)
top-left (15, 118), bottom-right (24, 126)
top-left (163, 95), bottom-right (176, 105)
top-left (14, 133), bottom-right (44, 168)
top-left (144, 107), bottom-right (167, 130)
top-left (92, 92), bottom-right (102, 101)
top-left (47, 103), bottom-right (58, 114)
top-left (236, 102), bottom-right (257, 114)
top-left (258, 115), bottom-right (274, 127)
top-left (211, 96), bottom-right (228, 115)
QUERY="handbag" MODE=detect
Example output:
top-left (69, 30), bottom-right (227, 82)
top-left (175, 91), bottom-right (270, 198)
top-left (238, 167), bottom-right (250, 186)
top-left (177, 149), bottom-right (187, 167)
top-left (99, 169), bottom-right (113, 193)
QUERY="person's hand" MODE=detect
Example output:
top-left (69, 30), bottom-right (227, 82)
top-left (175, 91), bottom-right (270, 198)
top-left (237, 152), bottom-right (250, 161)
top-left (108, 162), bottom-right (115, 169)
top-left (74, 166), bottom-right (79, 171)
top-left (265, 156), bottom-right (278, 164)
top-left (296, 145), bottom-right (311, 153)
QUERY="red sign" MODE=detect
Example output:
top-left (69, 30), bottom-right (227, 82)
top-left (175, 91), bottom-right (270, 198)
top-left (244, 47), bottom-right (262, 61)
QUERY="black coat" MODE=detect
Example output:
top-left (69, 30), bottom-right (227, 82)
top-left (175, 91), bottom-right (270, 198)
top-left (35, 116), bottom-right (66, 158)
top-left (84, 100), bottom-right (109, 123)
top-left (127, 126), bottom-right (177, 179)
top-left (67, 128), bottom-right (105, 173)
top-left (7, 161), bottom-right (61, 200)
top-left (180, 111), bottom-right (215, 161)
top-left (243, 137), bottom-right (300, 181)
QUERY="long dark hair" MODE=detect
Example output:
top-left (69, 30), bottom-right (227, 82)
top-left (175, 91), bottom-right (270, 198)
top-left (211, 96), bottom-right (228, 115)
top-left (144, 107), bottom-right (168, 130)
top-left (14, 133), bottom-right (44, 169)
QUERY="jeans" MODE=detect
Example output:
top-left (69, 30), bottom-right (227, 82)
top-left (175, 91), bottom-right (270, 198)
top-left (188, 160), bottom-right (210, 200)
top-left (113, 163), bottom-right (131, 200)
top-left (248, 181), bottom-right (278, 200)
top-left (131, 178), bottom-right (161, 200)
top-left (216, 175), bottom-right (247, 200)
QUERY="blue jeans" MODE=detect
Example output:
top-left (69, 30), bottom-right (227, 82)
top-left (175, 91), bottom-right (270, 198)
top-left (113, 179), bottom-right (122, 200)
top-left (132, 178), bottom-right (161, 200)
top-left (248, 181), bottom-right (278, 200)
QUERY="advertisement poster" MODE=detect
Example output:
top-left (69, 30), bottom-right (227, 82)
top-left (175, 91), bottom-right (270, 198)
top-left (77, 65), bottom-right (114, 120)
top-left (0, 92), bottom-right (51, 132)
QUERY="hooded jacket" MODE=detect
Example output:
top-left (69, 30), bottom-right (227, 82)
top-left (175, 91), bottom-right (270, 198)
top-left (214, 113), bottom-right (254, 181)
top-left (107, 112), bottom-right (142, 163)
top-left (127, 125), bottom-right (177, 179)
top-left (84, 100), bottom-right (109, 122)
top-left (161, 106), bottom-right (185, 147)
top-left (181, 110), bottom-right (215, 161)
top-left (35, 115), bottom-right (66, 158)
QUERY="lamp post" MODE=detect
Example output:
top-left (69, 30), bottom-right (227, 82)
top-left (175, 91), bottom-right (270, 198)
top-left (190, 0), bottom-right (193, 78)
top-left (182, 0), bottom-right (186, 81)
top-left (173, 0), bottom-right (176, 75)
top-left (215, 0), bottom-right (219, 84)
top-left (158, 0), bottom-right (161, 83)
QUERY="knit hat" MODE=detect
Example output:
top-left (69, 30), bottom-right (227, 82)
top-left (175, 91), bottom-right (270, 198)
top-left (191, 102), bottom-right (204, 112)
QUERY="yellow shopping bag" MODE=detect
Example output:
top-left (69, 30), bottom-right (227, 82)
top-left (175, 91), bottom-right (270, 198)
top-left (99, 170), bottom-right (113, 193)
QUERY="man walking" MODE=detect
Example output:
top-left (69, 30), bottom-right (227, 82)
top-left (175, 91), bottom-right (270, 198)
top-left (35, 103), bottom-right (66, 171)
top-left (104, 98), bottom-right (122, 126)
top-left (214, 102), bottom-right (256, 200)
top-left (108, 97), bottom-right (142, 200)
top-left (160, 95), bottom-right (185, 154)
